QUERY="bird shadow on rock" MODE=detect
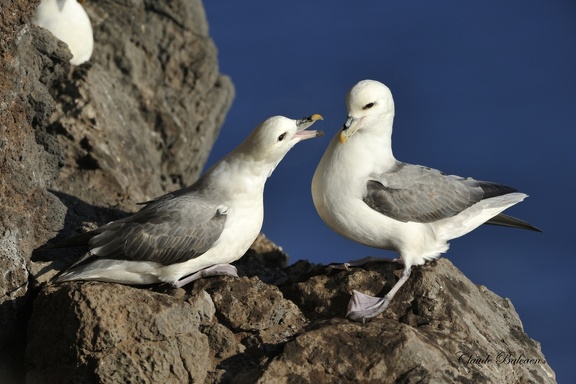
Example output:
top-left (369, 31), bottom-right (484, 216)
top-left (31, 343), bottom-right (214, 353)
top-left (30, 190), bottom-right (131, 281)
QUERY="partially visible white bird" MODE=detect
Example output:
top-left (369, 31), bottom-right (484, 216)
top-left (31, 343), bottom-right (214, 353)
top-left (50, 114), bottom-right (323, 287)
top-left (312, 80), bottom-right (540, 322)
top-left (32, 0), bottom-right (94, 65)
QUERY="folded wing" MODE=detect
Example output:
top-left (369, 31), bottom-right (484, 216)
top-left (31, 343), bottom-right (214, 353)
top-left (83, 195), bottom-right (227, 266)
top-left (363, 162), bottom-right (518, 224)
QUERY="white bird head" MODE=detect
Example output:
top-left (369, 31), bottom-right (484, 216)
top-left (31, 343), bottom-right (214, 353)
top-left (340, 80), bottom-right (395, 144)
top-left (241, 114), bottom-right (324, 168)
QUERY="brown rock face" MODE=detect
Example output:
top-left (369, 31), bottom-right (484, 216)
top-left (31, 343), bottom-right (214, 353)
top-left (48, 0), bottom-right (234, 207)
top-left (1, 0), bottom-right (69, 345)
top-left (26, 273), bottom-right (307, 383)
top-left (26, 282), bottom-right (215, 384)
top-left (26, 257), bottom-right (555, 383)
top-left (269, 258), bottom-right (556, 383)
top-left (0, 0), bottom-right (233, 348)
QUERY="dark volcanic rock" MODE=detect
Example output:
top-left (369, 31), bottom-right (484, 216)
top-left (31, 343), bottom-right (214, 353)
top-left (26, 258), bottom-right (556, 383)
top-left (264, 259), bottom-right (556, 383)
top-left (26, 282), bottom-right (214, 384)
top-left (49, 0), bottom-right (234, 207)
top-left (0, 0), bottom-right (233, 348)
top-left (26, 277), bottom-right (306, 384)
top-left (0, 0), bottom-right (69, 346)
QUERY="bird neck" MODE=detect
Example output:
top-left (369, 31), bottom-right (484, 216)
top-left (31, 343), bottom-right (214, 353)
top-left (208, 153), bottom-right (272, 196)
top-left (350, 121), bottom-right (396, 172)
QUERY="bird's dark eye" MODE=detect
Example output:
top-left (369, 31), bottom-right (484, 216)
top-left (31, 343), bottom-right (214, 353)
top-left (278, 132), bottom-right (287, 141)
top-left (363, 102), bottom-right (375, 110)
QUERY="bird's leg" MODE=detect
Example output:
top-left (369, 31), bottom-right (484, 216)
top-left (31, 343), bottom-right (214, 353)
top-left (328, 256), bottom-right (403, 271)
top-left (346, 266), bottom-right (412, 322)
top-left (173, 264), bottom-right (239, 288)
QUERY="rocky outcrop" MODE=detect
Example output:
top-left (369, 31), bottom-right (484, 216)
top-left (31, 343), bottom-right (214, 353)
top-left (27, 254), bottom-right (555, 383)
top-left (47, 0), bottom-right (234, 207)
top-left (0, 0), bottom-right (69, 346)
top-left (269, 258), bottom-right (555, 383)
top-left (0, 0), bottom-right (233, 349)
top-left (1, 0), bottom-right (555, 383)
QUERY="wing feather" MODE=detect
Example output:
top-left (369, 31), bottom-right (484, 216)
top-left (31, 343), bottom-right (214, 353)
top-left (363, 162), bottom-right (517, 223)
top-left (87, 195), bottom-right (227, 265)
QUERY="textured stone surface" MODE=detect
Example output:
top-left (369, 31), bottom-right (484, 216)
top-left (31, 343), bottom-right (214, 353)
top-left (26, 283), bottom-right (213, 384)
top-left (49, 0), bottom-right (234, 208)
top-left (264, 258), bottom-right (556, 383)
top-left (0, 0), bottom-right (233, 348)
top-left (26, 257), bottom-right (556, 383)
top-left (26, 260), bottom-right (307, 383)
top-left (0, 0), bottom-right (68, 346)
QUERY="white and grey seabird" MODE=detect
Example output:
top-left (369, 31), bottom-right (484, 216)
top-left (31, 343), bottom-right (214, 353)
top-left (56, 114), bottom-right (323, 287)
top-left (311, 80), bottom-right (540, 322)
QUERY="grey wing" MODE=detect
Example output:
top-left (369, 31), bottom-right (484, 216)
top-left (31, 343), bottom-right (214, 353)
top-left (363, 162), bottom-right (517, 223)
top-left (86, 196), bottom-right (227, 265)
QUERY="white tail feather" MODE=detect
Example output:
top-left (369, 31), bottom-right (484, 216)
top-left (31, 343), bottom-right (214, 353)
top-left (433, 193), bottom-right (528, 242)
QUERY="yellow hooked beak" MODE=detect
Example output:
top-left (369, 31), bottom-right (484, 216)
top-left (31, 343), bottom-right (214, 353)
top-left (294, 114), bottom-right (324, 140)
top-left (339, 116), bottom-right (359, 144)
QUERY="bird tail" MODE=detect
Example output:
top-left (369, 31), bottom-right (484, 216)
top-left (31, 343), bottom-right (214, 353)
top-left (485, 213), bottom-right (542, 232)
top-left (433, 192), bottom-right (529, 241)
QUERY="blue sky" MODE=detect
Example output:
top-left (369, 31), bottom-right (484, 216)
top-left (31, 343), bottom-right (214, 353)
top-left (203, 1), bottom-right (576, 381)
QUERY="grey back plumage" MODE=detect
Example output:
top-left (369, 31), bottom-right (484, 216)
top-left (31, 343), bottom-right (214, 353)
top-left (86, 195), bottom-right (227, 265)
top-left (363, 162), bottom-right (519, 223)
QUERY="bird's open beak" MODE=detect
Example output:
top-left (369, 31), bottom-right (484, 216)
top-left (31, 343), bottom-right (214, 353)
top-left (294, 114), bottom-right (324, 140)
top-left (339, 116), bottom-right (360, 144)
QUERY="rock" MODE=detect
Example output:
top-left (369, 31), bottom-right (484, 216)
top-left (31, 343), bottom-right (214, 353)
top-left (233, 233), bottom-right (290, 284)
top-left (26, 276), bottom-right (307, 383)
top-left (26, 283), bottom-right (214, 384)
top-left (197, 277), bottom-right (307, 345)
top-left (48, 0), bottom-right (235, 208)
top-left (25, 259), bottom-right (555, 383)
top-left (0, 0), bottom-right (233, 348)
top-left (265, 259), bottom-right (556, 383)
top-left (0, 0), bottom-right (69, 346)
